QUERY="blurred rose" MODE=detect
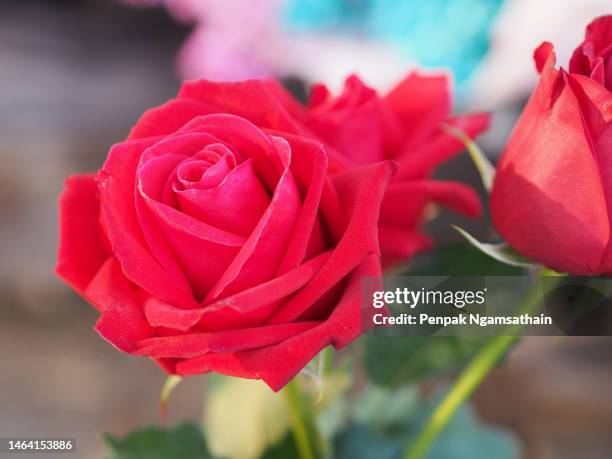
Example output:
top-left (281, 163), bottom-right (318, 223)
top-left (287, 74), bottom-right (489, 266)
top-left (56, 79), bottom-right (396, 390)
top-left (491, 16), bottom-right (612, 275)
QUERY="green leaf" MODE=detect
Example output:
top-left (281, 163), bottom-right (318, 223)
top-left (441, 123), bottom-right (495, 192)
top-left (353, 386), bottom-right (420, 429)
top-left (105, 423), bottom-right (214, 459)
top-left (258, 434), bottom-right (300, 459)
top-left (452, 226), bottom-right (538, 269)
top-left (408, 242), bottom-right (525, 276)
top-left (334, 425), bottom-right (400, 459)
top-left (364, 335), bottom-right (485, 387)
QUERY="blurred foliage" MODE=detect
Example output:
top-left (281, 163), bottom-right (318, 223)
top-left (105, 423), bottom-right (213, 459)
top-left (258, 434), bottom-right (301, 459)
top-left (364, 243), bottom-right (526, 387)
top-left (333, 386), bottom-right (518, 459)
top-left (105, 385), bottom-right (517, 459)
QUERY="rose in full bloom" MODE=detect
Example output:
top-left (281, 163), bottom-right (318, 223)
top-left (491, 16), bottom-right (612, 275)
top-left (56, 81), bottom-right (396, 390)
top-left (127, 75), bottom-right (487, 268)
top-left (287, 74), bottom-right (489, 266)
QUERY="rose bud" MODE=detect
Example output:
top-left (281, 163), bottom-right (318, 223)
top-left (56, 80), bottom-right (397, 391)
top-left (292, 74), bottom-right (489, 267)
top-left (491, 16), bottom-right (612, 275)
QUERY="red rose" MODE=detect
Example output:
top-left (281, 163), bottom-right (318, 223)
top-left (286, 74), bottom-right (489, 266)
top-left (491, 16), bottom-right (612, 275)
top-left (56, 80), bottom-right (396, 390)
top-left (142, 75), bottom-right (487, 267)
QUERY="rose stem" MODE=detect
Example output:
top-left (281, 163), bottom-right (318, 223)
top-left (284, 377), bottom-right (325, 459)
top-left (402, 269), bottom-right (563, 459)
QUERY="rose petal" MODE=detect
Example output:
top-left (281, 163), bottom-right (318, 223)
top-left (275, 133), bottom-right (329, 273)
top-left (566, 74), bottom-right (612, 272)
top-left (380, 180), bottom-right (482, 228)
top-left (56, 174), bottom-right (108, 297)
top-left (205, 136), bottom-right (301, 300)
top-left (139, 187), bottom-right (245, 301)
top-left (267, 160), bottom-right (396, 324)
top-left (175, 114), bottom-right (286, 189)
top-left (128, 99), bottom-right (215, 140)
top-left (88, 258), bottom-right (154, 352)
top-left (178, 78), bottom-right (305, 134)
top-left (384, 72), bottom-right (451, 146)
top-left (143, 250), bottom-right (332, 332)
top-left (135, 153), bottom-right (196, 296)
top-left (174, 254), bottom-right (382, 391)
top-left (99, 137), bottom-right (197, 307)
top-left (306, 75), bottom-right (389, 165)
top-left (175, 159), bottom-right (271, 236)
top-left (394, 112), bottom-right (491, 180)
top-left (379, 226), bottom-right (433, 268)
top-left (535, 41), bottom-right (556, 74)
top-left (127, 99), bottom-right (219, 140)
top-left (135, 321), bottom-right (320, 358)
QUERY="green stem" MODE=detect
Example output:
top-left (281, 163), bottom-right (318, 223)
top-left (321, 346), bottom-right (333, 376)
top-left (403, 334), bottom-right (518, 459)
top-left (403, 270), bottom-right (562, 459)
top-left (284, 378), bottom-right (324, 459)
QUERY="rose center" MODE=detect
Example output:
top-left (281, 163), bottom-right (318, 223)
top-left (174, 143), bottom-right (237, 192)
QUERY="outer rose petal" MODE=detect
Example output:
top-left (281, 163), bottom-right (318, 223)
top-left (174, 254), bottom-right (382, 391)
top-left (306, 97), bottom-right (385, 165)
top-left (143, 251), bottom-right (332, 332)
top-left (566, 74), bottom-right (612, 272)
top-left (381, 180), bottom-right (482, 228)
top-left (87, 258), bottom-right (154, 352)
top-left (569, 16), bottom-right (612, 89)
top-left (534, 42), bottom-right (556, 74)
top-left (379, 227), bottom-right (433, 268)
top-left (384, 72), bottom-right (451, 146)
top-left (268, 160), bottom-right (397, 324)
top-left (305, 75), bottom-right (398, 165)
top-left (178, 78), bottom-right (305, 134)
top-left (100, 137), bottom-right (198, 308)
top-left (492, 48), bottom-right (609, 275)
top-left (134, 322), bottom-right (320, 358)
top-left (395, 112), bottom-right (491, 180)
top-left (56, 174), bottom-right (108, 297)
top-left (128, 99), bottom-right (215, 140)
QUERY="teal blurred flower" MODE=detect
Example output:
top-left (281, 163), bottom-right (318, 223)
top-left (283, 0), bottom-right (504, 85)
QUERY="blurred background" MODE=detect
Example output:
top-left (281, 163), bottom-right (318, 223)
top-left (2, 0), bottom-right (612, 458)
